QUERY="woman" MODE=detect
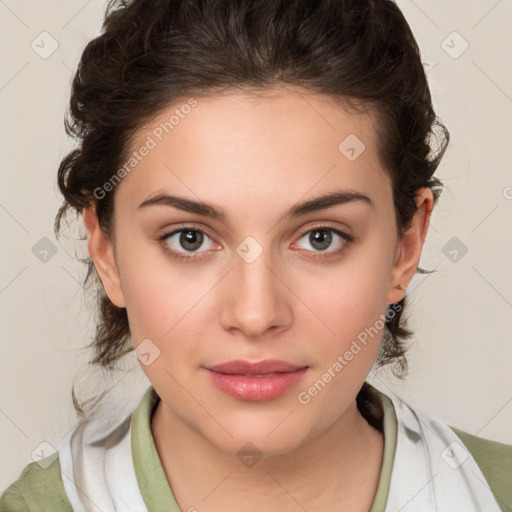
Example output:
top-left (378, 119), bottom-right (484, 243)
top-left (1, 0), bottom-right (510, 511)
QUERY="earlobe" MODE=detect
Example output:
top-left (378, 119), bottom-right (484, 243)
top-left (387, 187), bottom-right (434, 304)
top-left (82, 205), bottom-right (126, 308)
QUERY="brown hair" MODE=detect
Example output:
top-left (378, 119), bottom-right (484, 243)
top-left (54, 0), bottom-right (449, 415)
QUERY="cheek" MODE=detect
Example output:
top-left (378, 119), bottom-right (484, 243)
top-left (122, 268), bottom-right (205, 341)
top-left (121, 268), bottom-right (204, 393)
top-left (293, 271), bottom-right (388, 419)
top-left (291, 244), bottom-right (392, 388)
top-left (115, 230), bottom-right (203, 336)
top-left (300, 256), bottom-right (390, 340)
top-left (118, 246), bottom-right (217, 381)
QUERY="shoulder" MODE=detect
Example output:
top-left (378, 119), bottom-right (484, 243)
top-left (0, 453), bottom-right (73, 512)
top-left (449, 425), bottom-right (512, 512)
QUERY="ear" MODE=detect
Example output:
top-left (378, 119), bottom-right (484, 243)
top-left (387, 187), bottom-right (434, 304)
top-left (82, 205), bottom-right (126, 308)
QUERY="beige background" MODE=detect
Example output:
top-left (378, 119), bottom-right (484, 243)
top-left (1, 0), bottom-right (511, 490)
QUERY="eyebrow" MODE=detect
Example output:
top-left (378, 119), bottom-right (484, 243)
top-left (137, 189), bottom-right (375, 223)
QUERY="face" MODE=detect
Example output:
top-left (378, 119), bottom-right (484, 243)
top-left (84, 86), bottom-right (431, 457)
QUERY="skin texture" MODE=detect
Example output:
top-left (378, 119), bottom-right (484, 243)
top-left (83, 86), bottom-right (433, 512)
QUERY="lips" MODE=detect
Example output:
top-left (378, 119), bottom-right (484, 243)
top-left (206, 359), bottom-right (308, 375)
top-left (203, 359), bottom-right (309, 401)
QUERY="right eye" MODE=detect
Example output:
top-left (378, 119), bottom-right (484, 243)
top-left (158, 225), bottom-right (218, 262)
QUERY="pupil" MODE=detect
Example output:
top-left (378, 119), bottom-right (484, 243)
top-left (181, 230), bottom-right (203, 251)
top-left (311, 229), bottom-right (331, 250)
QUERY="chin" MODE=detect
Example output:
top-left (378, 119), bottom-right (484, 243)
top-left (203, 419), bottom-right (312, 461)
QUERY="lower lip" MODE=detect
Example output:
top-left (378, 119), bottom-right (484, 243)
top-left (204, 367), bottom-right (309, 401)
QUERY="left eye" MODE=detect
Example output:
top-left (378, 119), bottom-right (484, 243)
top-left (294, 227), bottom-right (350, 253)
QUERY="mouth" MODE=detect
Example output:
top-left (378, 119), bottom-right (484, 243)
top-left (206, 359), bottom-right (308, 375)
top-left (203, 360), bottom-right (309, 401)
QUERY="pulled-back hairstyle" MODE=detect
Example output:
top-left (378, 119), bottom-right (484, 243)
top-left (55, 0), bottom-right (449, 416)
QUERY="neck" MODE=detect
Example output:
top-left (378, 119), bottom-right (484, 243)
top-left (151, 395), bottom-right (384, 512)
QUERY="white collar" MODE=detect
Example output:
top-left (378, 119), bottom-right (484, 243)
top-left (56, 385), bottom-right (502, 512)
top-left (384, 388), bottom-right (502, 512)
top-left (58, 400), bottom-right (147, 512)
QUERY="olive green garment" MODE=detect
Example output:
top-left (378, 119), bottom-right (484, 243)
top-left (1, 384), bottom-right (511, 511)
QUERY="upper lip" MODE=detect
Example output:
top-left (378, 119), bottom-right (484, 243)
top-left (206, 359), bottom-right (308, 375)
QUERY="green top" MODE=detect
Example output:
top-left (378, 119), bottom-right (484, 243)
top-left (1, 384), bottom-right (511, 512)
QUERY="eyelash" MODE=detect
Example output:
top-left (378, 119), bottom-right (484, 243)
top-left (156, 223), bottom-right (354, 263)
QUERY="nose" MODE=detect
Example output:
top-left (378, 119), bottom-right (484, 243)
top-left (220, 245), bottom-right (292, 340)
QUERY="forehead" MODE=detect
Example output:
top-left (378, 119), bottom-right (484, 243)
top-left (115, 87), bottom-right (391, 215)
